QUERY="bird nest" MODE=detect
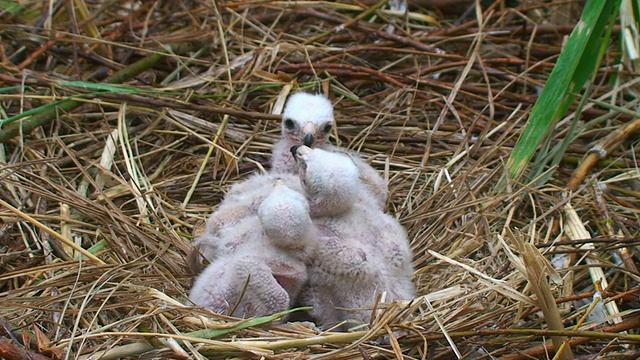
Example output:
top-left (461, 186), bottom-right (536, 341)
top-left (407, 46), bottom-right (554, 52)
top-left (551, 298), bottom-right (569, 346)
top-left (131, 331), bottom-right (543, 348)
top-left (1, 1), bottom-right (639, 359)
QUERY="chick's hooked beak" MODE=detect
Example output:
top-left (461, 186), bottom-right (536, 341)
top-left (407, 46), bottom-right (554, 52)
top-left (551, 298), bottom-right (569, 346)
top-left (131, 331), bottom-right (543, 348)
top-left (303, 133), bottom-right (314, 147)
top-left (290, 145), bottom-right (300, 160)
top-left (301, 122), bottom-right (316, 147)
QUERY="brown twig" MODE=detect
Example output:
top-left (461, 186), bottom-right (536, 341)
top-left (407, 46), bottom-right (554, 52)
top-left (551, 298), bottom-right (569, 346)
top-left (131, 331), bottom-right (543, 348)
top-left (567, 118), bottom-right (640, 191)
top-left (0, 339), bottom-right (52, 360)
top-left (497, 316), bottom-right (640, 360)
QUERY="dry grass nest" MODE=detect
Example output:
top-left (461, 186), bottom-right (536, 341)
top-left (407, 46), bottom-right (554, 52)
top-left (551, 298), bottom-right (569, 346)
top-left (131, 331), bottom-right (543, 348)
top-left (1, 1), bottom-right (640, 359)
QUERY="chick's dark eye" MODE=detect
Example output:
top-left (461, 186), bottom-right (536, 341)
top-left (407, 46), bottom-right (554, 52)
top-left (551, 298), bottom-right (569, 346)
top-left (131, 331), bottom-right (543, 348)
top-left (284, 118), bottom-right (295, 130)
top-left (322, 123), bottom-right (333, 134)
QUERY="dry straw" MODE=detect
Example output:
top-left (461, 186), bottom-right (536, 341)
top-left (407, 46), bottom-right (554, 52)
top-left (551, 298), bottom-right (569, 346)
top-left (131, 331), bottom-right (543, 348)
top-left (1, 0), bottom-right (639, 359)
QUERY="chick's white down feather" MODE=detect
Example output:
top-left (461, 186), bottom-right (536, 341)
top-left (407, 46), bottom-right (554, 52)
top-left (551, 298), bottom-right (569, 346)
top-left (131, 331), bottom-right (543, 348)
top-left (258, 179), bottom-right (316, 252)
top-left (271, 92), bottom-right (334, 175)
top-left (293, 146), bottom-right (415, 327)
top-left (270, 92), bottom-right (388, 208)
top-left (295, 145), bottom-right (361, 218)
top-left (188, 94), bottom-right (414, 326)
top-left (189, 177), bottom-right (316, 318)
top-left (189, 253), bottom-right (295, 317)
top-left (187, 172), bottom-right (306, 273)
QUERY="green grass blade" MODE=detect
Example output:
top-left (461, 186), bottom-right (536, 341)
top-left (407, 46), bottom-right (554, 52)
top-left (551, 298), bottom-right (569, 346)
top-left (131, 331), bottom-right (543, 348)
top-left (531, 12), bottom-right (619, 185)
top-left (0, 50), bottom-right (170, 143)
top-left (503, 0), bottom-right (621, 186)
top-left (186, 306), bottom-right (314, 339)
top-left (0, 94), bottom-right (90, 127)
top-left (57, 81), bottom-right (141, 94)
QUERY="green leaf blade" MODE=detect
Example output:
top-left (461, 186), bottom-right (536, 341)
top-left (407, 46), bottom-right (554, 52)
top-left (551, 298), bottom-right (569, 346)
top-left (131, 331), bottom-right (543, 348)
top-left (504, 0), bottom-right (621, 185)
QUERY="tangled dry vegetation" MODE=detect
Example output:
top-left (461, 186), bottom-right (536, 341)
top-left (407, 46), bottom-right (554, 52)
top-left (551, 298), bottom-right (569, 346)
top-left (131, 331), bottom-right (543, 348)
top-left (1, 0), bottom-right (640, 359)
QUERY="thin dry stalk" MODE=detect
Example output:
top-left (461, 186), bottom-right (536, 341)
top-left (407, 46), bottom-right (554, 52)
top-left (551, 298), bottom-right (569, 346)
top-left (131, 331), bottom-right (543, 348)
top-left (519, 240), bottom-right (574, 360)
top-left (0, 1), bottom-right (638, 359)
top-left (564, 201), bottom-right (624, 325)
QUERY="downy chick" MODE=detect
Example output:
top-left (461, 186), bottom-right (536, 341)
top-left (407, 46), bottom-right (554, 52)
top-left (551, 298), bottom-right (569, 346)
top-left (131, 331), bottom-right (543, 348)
top-left (292, 146), bottom-right (415, 328)
top-left (189, 179), bottom-right (317, 317)
top-left (187, 172), bottom-right (305, 274)
top-left (271, 92), bottom-right (388, 208)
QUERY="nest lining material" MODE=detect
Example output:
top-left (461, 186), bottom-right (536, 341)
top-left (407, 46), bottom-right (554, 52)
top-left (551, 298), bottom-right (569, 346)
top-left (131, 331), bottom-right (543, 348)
top-left (1, 1), bottom-right (640, 359)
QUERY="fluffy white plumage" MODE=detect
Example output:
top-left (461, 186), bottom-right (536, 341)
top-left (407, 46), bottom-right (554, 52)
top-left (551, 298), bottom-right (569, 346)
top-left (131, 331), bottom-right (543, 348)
top-left (270, 92), bottom-right (388, 208)
top-left (293, 145), bottom-right (360, 218)
top-left (189, 177), bottom-right (316, 317)
top-left (189, 252), bottom-right (300, 317)
top-left (258, 179), bottom-right (316, 256)
top-left (271, 92), bottom-right (334, 175)
top-left (292, 146), bottom-right (415, 327)
top-left (188, 96), bottom-right (414, 325)
top-left (187, 172), bottom-right (307, 273)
